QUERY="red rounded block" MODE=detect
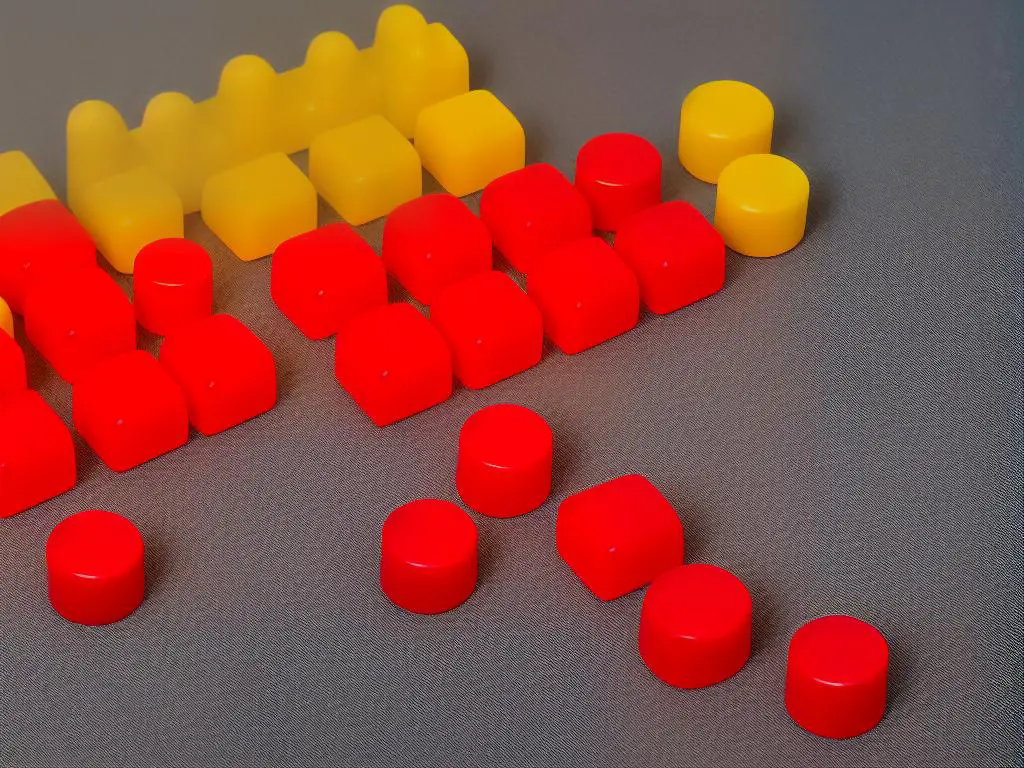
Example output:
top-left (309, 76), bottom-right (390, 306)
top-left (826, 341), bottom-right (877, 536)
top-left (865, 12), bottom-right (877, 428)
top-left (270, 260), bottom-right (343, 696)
top-left (456, 404), bottom-right (553, 518)
top-left (272, 223), bottom-right (388, 340)
top-left (615, 201), bottom-right (725, 314)
top-left (158, 314), bottom-right (277, 436)
top-left (479, 163), bottom-right (593, 273)
top-left (382, 194), bottom-right (492, 305)
top-left (639, 563), bottom-right (753, 689)
top-left (134, 238), bottom-right (213, 336)
top-left (46, 509), bottom-right (144, 626)
top-left (785, 615), bottom-right (889, 739)
top-left (575, 133), bottom-right (662, 232)
top-left (556, 474), bottom-right (683, 600)
top-left (527, 237), bottom-right (640, 355)
top-left (430, 271), bottom-right (543, 389)
top-left (0, 330), bottom-right (27, 400)
top-left (380, 499), bottom-right (478, 614)
top-left (0, 199), bottom-right (95, 313)
top-left (335, 303), bottom-right (452, 427)
top-left (0, 390), bottom-right (76, 518)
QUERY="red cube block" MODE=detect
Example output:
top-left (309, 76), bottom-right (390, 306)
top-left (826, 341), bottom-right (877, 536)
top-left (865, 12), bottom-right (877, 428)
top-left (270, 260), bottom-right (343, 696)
top-left (0, 331), bottom-right (27, 400)
top-left (0, 389), bottom-right (76, 518)
top-left (134, 238), bottom-right (213, 336)
top-left (479, 163), bottom-right (593, 273)
top-left (335, 303), bottom-right (452, 427)
top-left (430, 271), bottom-right (543, 389)
top-left (614, 201), bottom-right (725, 314)
top-left (556, 474), bottom-right (683, 601)
top-left (271, 223), bottom-right (388, 340)
top-left (526, 237), bottom-right (640, 355)
top-left (24, 266), bottom-right (136, 383)
top-left (73, 350), bottom-right (189, 472)
top-left (158, 314), bottom-right (277, 436)
top-left (382, 194), bottom-right (492, 305)
top-left (575, 133), bottom-right (662, 232)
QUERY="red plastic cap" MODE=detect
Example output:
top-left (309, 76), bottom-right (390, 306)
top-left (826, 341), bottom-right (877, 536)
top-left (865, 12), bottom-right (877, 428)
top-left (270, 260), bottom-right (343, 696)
top-left (134, 238), bottom-right (213, 336)
top-left (575, 133), bottom-right (662, 232)
top-left (380, 499), bottom-right (478, 614)
top-left (785, 615), bottom-right (889, 739)
top-left (457, 404), bottom-right (553, 518)
top-left (46, 509), bottom-right (144, 626)
top-left (639, 563), bottom-right (753, 688)
top-left (0, 330), bottom-right (27, 400)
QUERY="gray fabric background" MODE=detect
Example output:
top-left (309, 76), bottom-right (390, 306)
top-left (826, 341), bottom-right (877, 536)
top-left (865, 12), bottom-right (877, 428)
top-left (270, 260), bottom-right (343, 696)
top-left (1, 1), bottom-right (1021, 766)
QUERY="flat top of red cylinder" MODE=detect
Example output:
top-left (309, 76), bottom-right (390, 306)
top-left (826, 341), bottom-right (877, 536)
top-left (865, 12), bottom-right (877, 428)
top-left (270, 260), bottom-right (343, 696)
top-left (789, 615), bottom-right (889, 685)
top-left (576, 133), bottom-right (662, 186)
top-left (643, 563), bottom-right (752, 639)
top-left (45, 509), bottom-right (143, 579)
top-left (460, 404), bottom-right (552, 470)
top-left (382, 500), bottom-right (477, 568)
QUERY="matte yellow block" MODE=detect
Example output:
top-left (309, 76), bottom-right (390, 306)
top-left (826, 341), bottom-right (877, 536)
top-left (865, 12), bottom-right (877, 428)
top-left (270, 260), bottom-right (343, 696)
top-left (714, 154), bottom-right (809, 258)
top-left (679, 80), bottom-right (774, 183)
top-left (0, 296), bottom-right (12, 337)
top-left (201, 153), bottom-right (317, 261)
top-left (0, 151), bottom-right (57, 217)
top-left (414, 90), bottom-right (525, 197)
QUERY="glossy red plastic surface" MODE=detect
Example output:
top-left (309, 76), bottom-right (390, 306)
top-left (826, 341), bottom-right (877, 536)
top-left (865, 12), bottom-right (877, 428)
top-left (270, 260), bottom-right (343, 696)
top-left (575, 133), bottom-right (662, 232)
top-left (0, 330), bottom-right (27, 400)
top-left (556, 474), bottom-right (683, 600)
top-left (133, 238), bottom-right (213, 336)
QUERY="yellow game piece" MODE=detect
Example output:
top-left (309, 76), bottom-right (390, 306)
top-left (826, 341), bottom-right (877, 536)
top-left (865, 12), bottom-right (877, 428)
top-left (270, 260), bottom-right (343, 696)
top-left (714, 154), bottom-right (809, 258)
top-left (0, 296), bottom-right (13, 337)
top-left (0, 151), bottom-right (57, 217)
top-left (310, 115), bottom-right (422, 225)
top-left (201, 153), bottom-right (317, 262)
top-left (414, 90), bottom-right (525, 197)
top-left (678, 81), bottom-right (774, 184)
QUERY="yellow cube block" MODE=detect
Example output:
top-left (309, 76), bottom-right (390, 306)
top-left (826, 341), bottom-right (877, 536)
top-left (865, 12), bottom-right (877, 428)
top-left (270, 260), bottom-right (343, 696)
top-left (0, 151), bottom-right (57, 217)
top-left (310, 115), bottom-right (422, 225)
top-left (201, 153), bottom-right (318, 262)
top-left (414, 90), bottom-right (525, 197)
top-left (0, 296), bottom-right (12, 337)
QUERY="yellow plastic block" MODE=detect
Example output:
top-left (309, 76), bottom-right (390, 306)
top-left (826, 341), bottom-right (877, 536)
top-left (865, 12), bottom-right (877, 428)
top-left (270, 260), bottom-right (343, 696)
top-left (201, 153), bottom-right (317, 262)
top-left (0, 151), bottom-right (57, 217)
top-left (414, 90), bottom-right (525, 197)
top-left (678, 81), bottom-right (774, 184)
top-left (714, 154), bottom-right (809, 258)
top-left (310, 115), bottom-right (422, 225)
top-left (0, 296), bottom-right (12, 337)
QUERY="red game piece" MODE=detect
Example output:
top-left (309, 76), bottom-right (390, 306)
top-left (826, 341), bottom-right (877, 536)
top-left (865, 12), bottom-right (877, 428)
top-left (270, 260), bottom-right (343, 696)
top-left (527, 237), bottom-right (640, 355)
top-left (479, 163), bottom-right (593, 273)
top-left (335, 303), bottom-right (452, 427)
top-left (575, 133), bottom-right (662, 232)
top-left (46, 509), bottom-right (144, 625)
top-left (0, 199), bottom-right (95, 314)
top-left (430, 271), bottom-right (543, 389)
top-left (382, 194), bottom-right (492, 305)
top-left (23, 265), bottom-right (136, 383)
top-left (0, 330), bottom-right (27, 400)
top-left (614, 201), bottom-right (725, 314)
top-left (456, 404), bottom-right (553, 518)
top-left (556, 474), bottom-right (683, 600)
top-left (785, 615), bottom-right (889, 739)
top-left (0, 389), bottom-right (76, 518)
top-left (639, 563), bottom-right (753, 688)
top-left (271, 223), bottom-right (388, 340)
top-left (158, 314), bottom-right (276, 436)
top-left (133, 238), bottom-right (213, 336)
top-left (380, 499), bottom-right (478, 614)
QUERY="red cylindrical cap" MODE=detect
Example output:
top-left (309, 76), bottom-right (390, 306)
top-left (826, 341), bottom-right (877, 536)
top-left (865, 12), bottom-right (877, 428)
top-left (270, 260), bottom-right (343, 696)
top-left (456, 404), bottom-right (553, 518)
top-left (380, 499), bottom-right (478, 614)
top-left (575, 133), bottom-right (662, 232)
top-left (638, 563), bottom-right (752, 688)
top-left (134, 238), bottom-right (213, 336)
top-left (46, 509), bottom-right (145, 625)
top-left (785, 615), bottom-right (889, 739)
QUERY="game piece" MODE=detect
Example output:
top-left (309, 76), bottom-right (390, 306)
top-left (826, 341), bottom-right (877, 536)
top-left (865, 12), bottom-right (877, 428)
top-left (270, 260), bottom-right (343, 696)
top-left (575, 133), bottom-right (661, 232)
top-left (556, 474), bottom-right (683, 601)
top-left (158, 314), bottom-right (277, 436)
top-left (335, 303), bottom-right (452, 427)
top-left (380, 499), bottom-right (478, 614)
top-left (0, 296), bottom-right (11, 337)
top-left (678, 80), bottom-right (774, 183)
top-left (0, 150), bottom-right (56, 217)
top-left (72, 350), bottom-right (189, 472)
top-left (414, 90), bottom-right (525, 197)
top-left (614, 201), bottom-right (725, 314)
top-left (133, 238), bottom-right (214, 336)
top-left (271, 223), bottom-right (387, 340)
top-left (479, 163), bottom-right (593, 274)
top-left (639, 563), bottom-right (753, 688)
top-left (46, 509), bottom-right (144, 625)
top-left (382, 194), bottom-right (492, 305)
top-left (0, 330), bottom-right (26, 399)
top-left (526, 237), bottom-right (640, 355)
top-left (785, 615), bottom-right (889, 739)
top-left (310, 114), bottom-right (422, 225)
top-left (430, 271), bottom-right (543, 389)
top-left (456, 404), bottom-right (553, 518)
top-left (715, 153), bottom-right (809, 257)
top-left (0, 390), bottom-right (76, 518)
